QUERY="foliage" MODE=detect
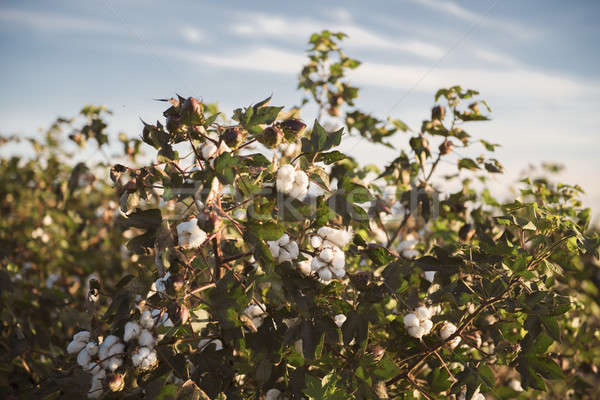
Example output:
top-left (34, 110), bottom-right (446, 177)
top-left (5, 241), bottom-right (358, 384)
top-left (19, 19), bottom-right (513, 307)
top-left (1, 31), bottom-right (600, 400)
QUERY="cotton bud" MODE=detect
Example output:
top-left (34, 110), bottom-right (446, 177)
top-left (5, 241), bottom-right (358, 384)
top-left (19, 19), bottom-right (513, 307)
top-left (459, 223), bottom-right (475, 241)
top-left (334, 314), bottom-right (347, 328)
top-left (198, 338), bottom-right (224, 351)
top-left (258, 126), bottom-right (283, 148)
top-left (508, 379), bottom-right (523, 392)
top-left (424, 271), bottom-right (436, 283)
top-left (176, 218), bottom-right (207, 249)
top-left (279, 119), bottom-right (307, 141)
top-left (439, 139), bottom-right (454, 155)
top-left (403, 313), bottom-right (420, 328)
top-left (108, 373), bottom-right (125, 392)
top-left (223, 126), bottom-right (245, 148)
top-left (182, 97), bottom-right (203, 118)
top-left (431, 105), bottom-right (446, 121)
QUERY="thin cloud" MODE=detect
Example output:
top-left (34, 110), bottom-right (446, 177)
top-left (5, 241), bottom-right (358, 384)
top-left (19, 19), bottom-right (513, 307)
top-left (0, 8), bottom-right (127, 35)
top-left (180, 26), bottom-right (205, 43)
top-left (230, 12), bottom-right (445, 59)
top-left (406, 0), bottom-right (538, 40)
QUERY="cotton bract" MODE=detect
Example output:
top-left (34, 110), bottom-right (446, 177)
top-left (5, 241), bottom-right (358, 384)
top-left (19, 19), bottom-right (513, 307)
top-left (176, 218), bottom-right (207, 249)
top-left (276, 164), bottom-right (309, 200)
top-left (268, 233), bottom-right (299, 263)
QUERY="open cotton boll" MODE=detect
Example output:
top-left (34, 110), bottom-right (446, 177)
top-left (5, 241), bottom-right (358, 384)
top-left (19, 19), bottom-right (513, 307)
top-left (334, 314), bottom-right (347, 328)
top-left (297, 257), bottom-right (312, 275)
top-left (421, 319), bottom-right (433, 334)
top-left (73, 330), bottom-right (91, 343)
top-left (268, 234), bottom-right (300, 263)
top-left (278, 233), bottom-right (290, 246)
top-left (311, 257), bottom-right (326, 272)
top-left (67, 339), bottom-right (88, 354)
top-left (85, 342), bottom-right (98, 356)
top-left (440, 322), bottom-right (457, 340)
top-left (424, 271), bottom-right (436, 283)
top-left (87, 370), bottom-right (105, 399)
top-left (244, 303), bottom-right (267, 328)
top-left (198, 338), bottom-right (224, 351)
top-left (77, 348), bottom-right (91, 367)
top-left (138, 329), bottom-right (155, 348)
top-left (408, 326), bottom-right (425, 339)
top-left (508, 379), bottom-right (523, 392)
top-left (140, 310), bottom-right (155, 329)
top-left (319, 248), bottom-right (334, 263)
top-left (201, 142), bottom-right (218, 160)
top-left (331, 266), bottom-right (346, 279)
top-left (310, 235), bottom-right (323, 249)
top-left (98, 335), bottom-right (125, 371)
top-left (98, 335), bottom-right (119, 360)
top-left (403, 313), bottom-right (420, 328)
top-left (132, 346), bottom-right (158, 371)
top-left (318, 268), bottom-right (332, 282)
top-left (415, 306), bottom-right (432, 321)
top-left (176, 218), bottom-right (207, 249)
top-left (402, 249), bottom-right (419, 259)
top-left (124, 321), bottom-right (142, 342)
top-left (265, 388), bottom-right (282, 400)
top-left (397, 239), bottom-right (417, 252)
top-left (331, 249), bottom-right (345, 270)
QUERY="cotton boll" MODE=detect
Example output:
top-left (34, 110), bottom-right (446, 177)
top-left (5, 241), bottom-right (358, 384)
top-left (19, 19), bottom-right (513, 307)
top-left (124, 321), bottom-right (141, 342)
top-left (77, 348), bottom-right (91, 367)
top-left (311, 257), bottom-right (326, 272)
top-left (288, 183), bottom-right (306, 200)
top-left (294, 170), bottom-right (309, 187)
top-left (319, 248), bottom-right (334, 262)
top-left (285, 241), bottom-right (299, 259)
top-left (140, 310), bottom-right (155, 329)
top-left (402, 249), bottom-right (419, 259)
top-left (268, 241), bottom-right (280, 258)
top-left (403, 313), bottom-right (420, 328)
top-left (331, 266), bottom-right (345, 279)
top-left (440, 322), bottom-right (457, 340)
top-left (397, 239), bottom-right (417, 252)
top-left (334, 314), bottom-right (347, 328)
top-left (327, 229), bottom-right (352, 248)
top-left (277, 177), bottom-right (294, 194)
top-left (67, 340), bottom-right (87, 354)
top-left (73, 331), bottom-right (91, 343)
top-left (421, 319), bottom-right (433, 334)
top-left (278, 233), bottom-right (290, 246)
top-left (138, 329), bottom-right (155, 348)
top-left (318, 268), bottom-right (332, 282)
top-left (331, 251), bottom-right (345, 270)
top-left (310, 235), bottom-right (323, 248)
top-left (87, 362), bottom-right (103, 376)
top-left (408, 326), bottom-right (425, 340)
top-left (424, 271), bottom-right (436, 283)
top-left (98, 335), bottom-right (119, 361)
top-left (104, 356), bottom-right (124, 372)
top-left (88, 375), bottom-right (104, 399)
top-left (317, 226), bottom-right (335, 238)
top-left (472, 394), bottom-right (485, 400)
top-left (297, 258), bottom-right (312, 275)
top-left (201, 142), bottom-right (218, 160)
top-left (415, 306), bottom-right (432, 321)
top-left (176, 218), bottom-right (207, 249)
top-left (277, 164), bottom-right (295, 181)
top-left (278, 248), bottom-right (292, 262)
top-left (85, 342), bottom-right (98, 356)
top-left (131, 347), bottom-right (148, 367)
top-left (508, 379), bottom-right (523, 392)
top-left (265, 388), bottom-right (282, 400)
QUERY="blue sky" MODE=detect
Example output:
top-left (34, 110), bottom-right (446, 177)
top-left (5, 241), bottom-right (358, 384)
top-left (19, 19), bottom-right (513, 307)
top-left (1, 0), bottom-right (599, 215)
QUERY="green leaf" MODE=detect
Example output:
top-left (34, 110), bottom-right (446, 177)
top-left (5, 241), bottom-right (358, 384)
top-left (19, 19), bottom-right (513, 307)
top-left (366, 245), bottom-right (395, 266)
top-left (457, 158), bottom-right (480, 171)
top-left (315, 150), bottom-right (347, 164)
top-left (214, 152), bottom-right (239, 184)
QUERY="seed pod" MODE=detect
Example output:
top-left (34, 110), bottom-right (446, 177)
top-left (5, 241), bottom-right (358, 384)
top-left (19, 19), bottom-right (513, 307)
top-left (278, 119), bottom-right (307, 141)
top-left (108, 373), bottom-right (125, 392)
top-left (431, 105), bottom-right (446, 121)
top-left (223, 126), bottom-right (246, 148)
top-left (367, 344), bottom-right (385, 362)
top-left (182, 97), bottom-right (203, 117)
top-left (258, 126), bottom-right (283, 148)
top-left (459, 223), bottom-right (475, 241)
top-left (439, 139), bottom-right (454, 155)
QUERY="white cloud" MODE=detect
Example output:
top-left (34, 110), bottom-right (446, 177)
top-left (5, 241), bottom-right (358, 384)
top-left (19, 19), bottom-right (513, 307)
top-left (231, 12), bottom-right (445, 59)
top-left (406, 0), bottom-right (538, 40)
top-left (180, 26), bottom-right (205, 43)
top-left (0, 8), bottom-right (127, 35)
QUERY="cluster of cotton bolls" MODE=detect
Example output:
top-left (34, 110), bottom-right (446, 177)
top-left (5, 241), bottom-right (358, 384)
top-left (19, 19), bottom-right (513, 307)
top-left (66, 330), bottom-right (124, 398)
top-left (439, 321), bottom-right (461, 349)
top-left (123, 309), bottom-right (167, 371)
top-left (268, 233), bottom-right (300, 263)
top-left (243, 303), bottom-right (267, 328)
top-left (176, 218), bottom-right (207, 249)
top-left (403, 306), bottom-right (434, 340)
top-left (276, 164), bottom-right (309, 200)
top-left (309, 226), bottom-right (352, 283)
